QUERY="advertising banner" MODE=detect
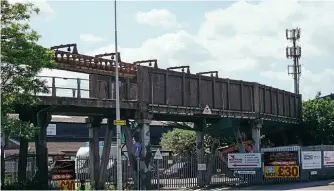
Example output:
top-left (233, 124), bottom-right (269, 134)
top-left (264, 151), bottom-right (299, 179)
top-left (264, 165), bottom-right (299, 178)
top-left (228, 153), bottom-right (261, 168)
top-left (324, 151), bottom-right (334, 167)
top-left (50, 160), bottom-right (76, 190)
top-left (301, 151), bottom-right (322, 169)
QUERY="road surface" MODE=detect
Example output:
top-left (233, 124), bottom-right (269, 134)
top-left (238, 180), bottom-right (334, 190)
top-left (182, 180), bottom-right (334, 190)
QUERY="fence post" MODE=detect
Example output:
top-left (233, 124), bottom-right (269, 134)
top-left (77, 78), bottom-right (81, 98)
top-left (80, 179), bottom-right (86, 190)
top-left (72, 89), bottom-right (76, 98)
top-left (52, 77), bottom-right (56, 97)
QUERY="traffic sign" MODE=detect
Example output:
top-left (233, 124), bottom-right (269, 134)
top-left (113, 120), bottom-right (126, 126)
top-left (134, 143), bottom-right (141, 153)
top-left (1, 133), bottom-right (5, 147)
top-left (202, 105), bottom-right (212, 115)
top-left (154, 149), bottom-right (163, 160)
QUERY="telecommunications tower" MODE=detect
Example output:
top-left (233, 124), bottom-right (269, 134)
top-left (286, 28), bottom-right (302, 94)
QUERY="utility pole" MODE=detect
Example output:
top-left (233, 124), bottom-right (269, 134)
top-left (286, 28), bottom-right (302, 94)
top-left (114, 0), bottom-right (122, 190)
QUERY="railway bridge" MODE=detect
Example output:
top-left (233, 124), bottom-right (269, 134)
top-left (15, 43), bottom-right (302, 189)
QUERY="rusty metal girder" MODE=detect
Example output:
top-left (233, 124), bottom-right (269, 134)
top-left (53, 49), bottom-right (138, 77)
top-left (50, 44), bottom-right (138, 77)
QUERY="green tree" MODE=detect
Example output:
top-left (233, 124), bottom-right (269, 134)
top-left (160, 129), bottom-right (234, 155)
top-left (1, 0), bottom-right (55, 183)
top-left (301, 92), bottom-right (334, 145)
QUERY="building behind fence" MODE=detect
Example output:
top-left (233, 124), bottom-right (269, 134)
top-left (3, 145), bottom-right (334, 188)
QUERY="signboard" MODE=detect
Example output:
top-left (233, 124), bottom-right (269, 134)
top-left (51, 180), bottom-right (75, 190)
top-left (1, 133), bottom-right (5, 147)
top-left (154, 149), bottom-right (163, 160)
top-left (301, 151), bottom-right (322, 169)
top-left (113, 120), bottom-right (126, 126)
top-left (134, 143), bottom-right (141, 153)
top-left (47, 124), bottom-right (56, 136)
top-left (198, 164), bottom-right (206, 171)
top-left (235, 171), bottom-right (256, 175)
top-left (83, 141), bottom-right (104, 147)
top-left (50, 160), bottom-right (75, 190)
top-left (264, 151), bottom-right (298, 166)
top-left (324, 151), bottom-right (334, 167)
top-left (202, 105), bottom-right (212, 115)
top-left (264, 165), bottom-right (299, 178)
top-left (264, 150), bottom-right (299, 179)
top-left (228, 153), bottom-right (261, 168)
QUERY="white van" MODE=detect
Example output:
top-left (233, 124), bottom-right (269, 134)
top-left (75, 143), bottom-right (128, 182)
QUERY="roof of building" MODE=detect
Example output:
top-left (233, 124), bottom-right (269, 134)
top-left (28, 142), bottom-right (85, 155)
top-left (4, 141), bottom-right (85, 156)
top-left (322, 93), bottom-right (334, 100)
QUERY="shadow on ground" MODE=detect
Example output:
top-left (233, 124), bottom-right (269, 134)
top-left (236, 180), bottom-right (334, 190)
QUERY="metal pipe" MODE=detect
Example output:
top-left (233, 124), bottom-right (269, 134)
top-left (114, 0), bottom-right (122, 189)
top-left (167, 66), bottom-right (189, 70)
top-left (196, 71), bottom-right (218, 77)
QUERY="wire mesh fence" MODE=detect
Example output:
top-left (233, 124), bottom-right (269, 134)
top-left (3, 155), bottom-right (37, 185)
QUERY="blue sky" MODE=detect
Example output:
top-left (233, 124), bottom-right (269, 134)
top-left (33, 1), bottom-right (232, 50)
top-left (25, 0), bottom-right (334, 99)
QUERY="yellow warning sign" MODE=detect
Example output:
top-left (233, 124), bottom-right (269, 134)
top-left (113, 120), bottom-right (126, 126)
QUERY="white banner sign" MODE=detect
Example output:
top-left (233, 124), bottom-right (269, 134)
top-left (47, 124), bottom-right (57, 136)
top-left (228, 153), bottom-right (261, 168)
top-left (324, 151), bottom-right (334, 167)
top-left (301, 151), bottom-right (322, 169)
top-left (235, 171), bottom-right (256, 175)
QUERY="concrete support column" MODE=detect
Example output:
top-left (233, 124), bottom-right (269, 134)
top-left (97, 118), bottom-right (115, 189)
top-left (137, 119), bottom-right (152, 190)
top-left (195, 121), bottom-right (205, 186)
top-left (87, 116), bottom-right (102, 189)
top-left (35, 110), bottom-right (52, 189)
top-left (252, 120), bottom-right (262, 153)
top-left (18, 112), bottom-right (30, 183)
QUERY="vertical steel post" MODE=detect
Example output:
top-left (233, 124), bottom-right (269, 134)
top-left (114, 0), bottom-right (122, 189)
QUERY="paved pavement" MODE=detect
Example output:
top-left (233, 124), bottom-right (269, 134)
top-left (179, 180), bottom-right (334, 191)
top-left (237, 180), bottom-right (334, 190)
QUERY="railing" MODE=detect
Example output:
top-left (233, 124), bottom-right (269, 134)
top-left (35, 76), bottom-right (139, 101)
top-left (37, 76), bottom-right (91, 98)
top-left (35, 76), bottom-right (110, 99)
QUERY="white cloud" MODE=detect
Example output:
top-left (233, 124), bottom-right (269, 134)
top-left (80, 34), bottom-right (105, 43)
top-left (44, 0), bottom-right (334, 100)
top-left (135, 9), bottom-right (184, 29)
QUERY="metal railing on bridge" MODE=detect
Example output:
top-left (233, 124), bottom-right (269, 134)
top-left (34, 76), bottom-right (138, 100)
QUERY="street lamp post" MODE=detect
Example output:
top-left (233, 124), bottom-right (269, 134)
top-left (114, 0), bottom-right (122, 190)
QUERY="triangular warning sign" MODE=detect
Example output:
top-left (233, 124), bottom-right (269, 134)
top-left (154, 149), bottom-right (163, 160)
top-left (202, 105), bottom-right (212, 115)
